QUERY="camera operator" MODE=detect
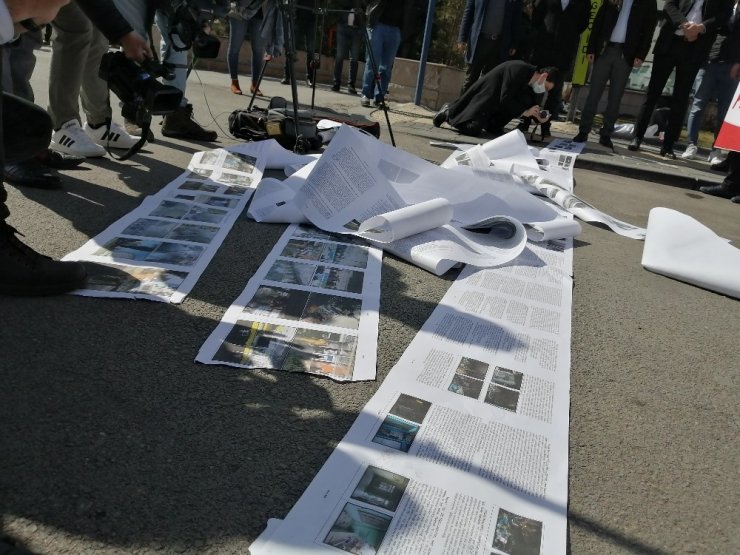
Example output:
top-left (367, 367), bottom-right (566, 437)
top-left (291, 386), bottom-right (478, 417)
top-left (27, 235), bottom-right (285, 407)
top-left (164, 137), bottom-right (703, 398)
top-left (0, 0), bottom-right (90, 296)
top-left (103, 0), bottom-right (221, 141)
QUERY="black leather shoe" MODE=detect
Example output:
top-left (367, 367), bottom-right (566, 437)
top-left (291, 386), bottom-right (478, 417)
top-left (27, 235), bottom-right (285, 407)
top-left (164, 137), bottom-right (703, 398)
top-left (37, 148), bottom-right (85, 169)
top-left (660, 147), bottom-right (676, 159)
top-left (4, 160), bottom-right (61, 189)
top-left (540, 122), bottom-right (551, 138)
top-left (280, 76), bottom-right (289, 85)
top-left (627, 137), bottom-right (641, 151)
top-left (599, 135), bottom-right (614, 150)
top-left (330, 83), bottom-right (340, 92)
top-left (572, 131), bottom-right (589, 143)
top-left (731, 196), bottom-right (740, 204)
top-left (0, 223), bottom-right (87, 296)
top-left (699, 183), bottom-right (738, 199)
top-left (433, 103), bottom-right (450, 127)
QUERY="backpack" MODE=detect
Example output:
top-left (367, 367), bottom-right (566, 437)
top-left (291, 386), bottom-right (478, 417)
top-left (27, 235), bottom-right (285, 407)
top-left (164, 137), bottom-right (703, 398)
top-left (228, 97), bottom-right (322, 152)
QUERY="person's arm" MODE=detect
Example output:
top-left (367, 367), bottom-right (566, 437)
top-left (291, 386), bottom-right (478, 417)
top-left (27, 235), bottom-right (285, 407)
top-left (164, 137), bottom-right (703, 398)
top-left (575, 0), bottom-right (592, 35)
top-left (457, 0), bottom-right (476, 46)
top-left (0, 0), bottom-right (15, 43)
top-left (694, 0), bottom-right (733, 37)
top-left (2, 0), bottom-right (70, 43)
top-left (662, 0), bottom-right (687, 30)
top-left (586, 3), bottom-right (606, 57)
top-left (76, 0), bottom-right (151, 61)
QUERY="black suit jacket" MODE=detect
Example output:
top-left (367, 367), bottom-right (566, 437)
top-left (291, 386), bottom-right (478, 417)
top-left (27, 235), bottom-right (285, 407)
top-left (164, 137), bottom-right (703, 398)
top-left (532, 0), bottom-right (592, 69)
top-left (653, 0), bottom-right (734, 62)
top-left (588, 0), bottom-right (659, 65)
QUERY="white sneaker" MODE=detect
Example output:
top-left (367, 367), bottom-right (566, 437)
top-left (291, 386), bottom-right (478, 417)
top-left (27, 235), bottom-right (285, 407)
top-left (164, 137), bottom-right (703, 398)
top-left (84, 120), bottom-right (141, 149)
top-left (360, 95), bottom-right (371, 107)
top-left (51, 120), bottom-right (106, 158)
top-left (681, 143), bottom-right (698, 160)
top-left (708, 148), bottom-right (727, 166)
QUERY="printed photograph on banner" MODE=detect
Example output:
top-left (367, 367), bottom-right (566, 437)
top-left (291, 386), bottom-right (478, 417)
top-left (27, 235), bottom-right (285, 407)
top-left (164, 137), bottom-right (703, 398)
top-left (246, 285), bottom-right (310, 320)
top-left (223, 185), bottom-right (249, 196)
top-left (350, 466), bottom-right (409, 512)
top-left (216, 172), bottom-right (252, 186)
top-left (491, 508), bottom-right (543, 555)
top-left (372, 415), bottom-right (420, 452)
top-left (324, 503), bottom-right (392, 555)
top-left (199, 150), bottom-right (220, 165)
top-left (182, 205), bottom-right (229, 224)
top-left (265, 260), bottom-right (364, 294)
top-left (82, 263), bottom-right (187, 297)
top-left (448, 372), bottom-right (485, 399)
top-left (212, 320), bottom-right (358, 379)
top-left (122, 218), bottom-right (178, 239)
top-left (178, 180), bottom-right (219, 193)
top-left (189, 167), bottom-right (213, 179)
top-left (222, 151), bottom-right (256, 172)
top-left (388, 394), bottom-right (432, 424)
top-left (145, 242), bottom-right (205, 266)
top-left (122, 219), bottom-right (219, 245)
top-left (281, 239), bottom-right (325, 261)
top-left (299, 292), bottom-right (362, 329)
top-left (319, 243), bottom-right (368, 269)
top-left (485, 385), bottom-right (520, 412)
top-left (173, 194), bottom-right (239, 209)
top-left (455, 357), bottom-right (490, 380)
top-left (293, 224), bottom-right (367, 245)
top-left (93, 237), bottom-right (206, 267)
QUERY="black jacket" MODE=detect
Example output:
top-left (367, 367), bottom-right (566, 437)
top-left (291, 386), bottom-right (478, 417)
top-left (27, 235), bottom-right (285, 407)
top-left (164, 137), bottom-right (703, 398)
top-left (448, 60), bottom-right (538, 128)
top-left (588, 0), bottom-right (659, 65)
top-left (531, 0), bottom-right (592, 69)
top-left (653, 0), bottom-right (735, 63)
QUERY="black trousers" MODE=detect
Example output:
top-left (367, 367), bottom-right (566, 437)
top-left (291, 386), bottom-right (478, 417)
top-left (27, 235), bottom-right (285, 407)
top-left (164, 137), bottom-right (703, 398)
top-left (461, 35), bottom-right (504, 94)
top-left (634, 35), bottom-right (704, 149)
top-left (0, 91), bottom-right (55, 221)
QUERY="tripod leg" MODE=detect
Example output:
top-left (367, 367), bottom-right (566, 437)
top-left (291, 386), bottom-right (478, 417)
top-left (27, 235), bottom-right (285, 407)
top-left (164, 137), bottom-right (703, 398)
top-left (309, 2), bottom-right (327, 111)
top-left (282, 2), bottom-right (307, 153)
top-left (248, 57), bottom-right (270, 111)
top-left (362, 26), bottom-right (395, 146)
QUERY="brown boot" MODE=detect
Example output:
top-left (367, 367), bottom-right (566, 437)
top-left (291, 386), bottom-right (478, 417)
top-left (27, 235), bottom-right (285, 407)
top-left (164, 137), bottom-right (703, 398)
top-left (162, 104), bottom-right (217, 142)
top-left (230, 79), bottom-right (242, 95)
top-left (0, 222), bottom-right (87, 296)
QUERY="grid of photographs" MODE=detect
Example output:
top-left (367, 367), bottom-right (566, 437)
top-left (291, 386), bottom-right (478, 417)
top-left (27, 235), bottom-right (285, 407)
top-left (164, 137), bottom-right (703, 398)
top-left (64, 145), bottom-right (264, 302)
top-left (324, 466), bottom-right (410, 554)
top-left (198, 222), bottom-right (381, 381)
top-left (491, 508), bottom-right (543, 555)
top-left (447, 358), bottom-right (528, 415)
top-left (372, 394), bottom-right (432, 453)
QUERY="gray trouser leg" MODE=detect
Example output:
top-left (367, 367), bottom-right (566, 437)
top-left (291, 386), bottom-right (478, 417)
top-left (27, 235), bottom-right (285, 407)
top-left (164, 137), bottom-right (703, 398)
top-left (48, 2), bottom-right (111, 128)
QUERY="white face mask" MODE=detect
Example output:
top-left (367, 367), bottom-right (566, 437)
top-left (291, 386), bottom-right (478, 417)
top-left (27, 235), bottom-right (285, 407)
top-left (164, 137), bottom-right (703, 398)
top-left (531, 78), bottom-right (547, 94)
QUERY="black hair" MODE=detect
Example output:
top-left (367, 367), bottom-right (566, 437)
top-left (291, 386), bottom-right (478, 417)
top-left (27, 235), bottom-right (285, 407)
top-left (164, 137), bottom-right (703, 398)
top-left (537, 66), bottom-right (561, 86)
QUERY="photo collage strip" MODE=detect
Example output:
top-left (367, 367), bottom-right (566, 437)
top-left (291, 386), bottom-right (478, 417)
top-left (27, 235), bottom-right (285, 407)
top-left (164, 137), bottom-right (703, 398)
top-left (447, 357), bottom-right (528, 414)
top-left (324, 466), bottom-right (410, 555)
top-left (64, 147), bottom-right (264, 302)
top-left (198, 223), bottom-right (382, 381)
top-left (372, 393), bottom-right (432, 453)
top-left (491, 508), bottom-right (544, 555)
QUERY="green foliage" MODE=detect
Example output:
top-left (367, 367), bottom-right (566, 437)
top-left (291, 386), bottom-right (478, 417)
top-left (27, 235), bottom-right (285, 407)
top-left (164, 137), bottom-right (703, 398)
top-left (428, 0), bottom-right (466, 68)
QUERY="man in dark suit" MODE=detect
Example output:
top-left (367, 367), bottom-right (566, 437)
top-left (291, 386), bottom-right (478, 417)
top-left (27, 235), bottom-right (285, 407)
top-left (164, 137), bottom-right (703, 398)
top-left (457, 0), bottom-right (523, 94)
top-left (573, 0), bottom-right (659, 148)
top-left (433, 60), bottom-right (557, 136)
top-left (529, 0), bottom-right (592, 135)
top-left (628, 0), bottom-right (734, 157)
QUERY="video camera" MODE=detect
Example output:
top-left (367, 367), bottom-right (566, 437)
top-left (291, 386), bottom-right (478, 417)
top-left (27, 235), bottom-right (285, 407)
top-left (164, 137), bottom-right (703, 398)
top-left (99, 51), bottom-right (183, 129)
top-left (167, 0), bottom-right (228, 58)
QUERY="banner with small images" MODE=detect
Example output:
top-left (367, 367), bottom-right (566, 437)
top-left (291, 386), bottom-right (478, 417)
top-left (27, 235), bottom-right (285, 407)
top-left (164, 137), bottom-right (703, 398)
top-left (249, 238), bottom-right (574, 554)
top-left (63, 143), bottom-right (268, 303)
top-left (196, 224), bottom-right (382, 382)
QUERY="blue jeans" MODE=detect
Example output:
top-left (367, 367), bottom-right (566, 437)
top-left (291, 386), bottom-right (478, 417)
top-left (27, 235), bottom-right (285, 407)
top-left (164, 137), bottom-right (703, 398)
top-left (686, 61), bottom-right (735, 145)
top-left (227, 16), bottom-right (265, 82)
top-left (361, 23), bottom-right (401, 101)
top-left (154, 9), bottom-right (191, 106)
top-left (333, 23), bottom-right (362, 88)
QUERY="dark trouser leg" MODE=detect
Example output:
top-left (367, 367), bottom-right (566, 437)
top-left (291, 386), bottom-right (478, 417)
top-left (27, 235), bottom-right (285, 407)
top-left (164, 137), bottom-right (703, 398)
top-left (723, 151), bottom-right (740, 191)
top-left (3, 92), bottom-right (53, 164)
top-left (460, 36), bottom-right (499, 94)
top-left (634, 49), bottom-right (677, 139)
top-left (0, 81), bottom-right (7, 222)
top-left (600, 50), bottom-right (632, 136)
top-left (579, 49), bottom-right (615, 134)
top-left (663, 58), bottom-right (702, 150)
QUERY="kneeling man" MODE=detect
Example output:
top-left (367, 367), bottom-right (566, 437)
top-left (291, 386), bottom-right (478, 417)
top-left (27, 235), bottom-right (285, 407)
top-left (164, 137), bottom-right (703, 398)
top-left (433, 60), bottom-right (558, 136)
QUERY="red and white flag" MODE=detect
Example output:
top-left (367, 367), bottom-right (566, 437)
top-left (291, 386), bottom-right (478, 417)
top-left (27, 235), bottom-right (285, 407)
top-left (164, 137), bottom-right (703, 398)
top-left (714, 81), bottom-right (740, 153)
